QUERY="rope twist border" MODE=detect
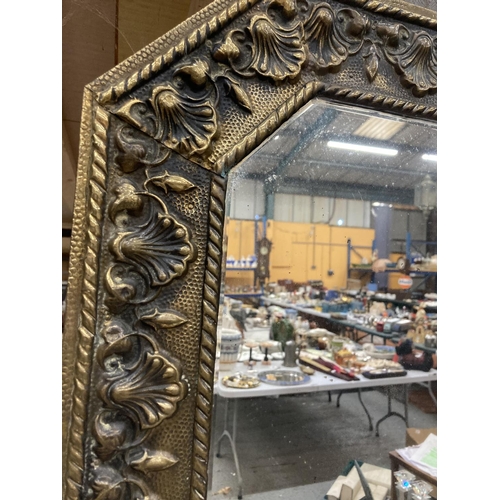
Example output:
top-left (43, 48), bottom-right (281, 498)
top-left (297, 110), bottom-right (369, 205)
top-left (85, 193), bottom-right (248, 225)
top-left (321, 86), bottom-right (437, 119)
top-left (190, 175), bottom-right (227, 499)
top-left (64, 105), bottom-right (109, 500)
top-left (97, 0), bottom-right (261, 106)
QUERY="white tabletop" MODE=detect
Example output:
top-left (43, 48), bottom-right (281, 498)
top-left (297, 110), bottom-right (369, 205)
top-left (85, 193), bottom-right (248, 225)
top-left (215, 360), bottom-right (437, 399)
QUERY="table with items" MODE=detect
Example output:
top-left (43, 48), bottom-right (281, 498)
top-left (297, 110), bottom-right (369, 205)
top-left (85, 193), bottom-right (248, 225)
top-left (213, 357), bottom-right (437, 499)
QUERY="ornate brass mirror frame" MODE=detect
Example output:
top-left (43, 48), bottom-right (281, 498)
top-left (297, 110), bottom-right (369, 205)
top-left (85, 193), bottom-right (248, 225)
top-left (62, 0), bottom-right (436, 498)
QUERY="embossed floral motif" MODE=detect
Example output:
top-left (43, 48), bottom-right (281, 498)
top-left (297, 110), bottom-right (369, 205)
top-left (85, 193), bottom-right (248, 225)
top-left (376, 24), bottom-right (437, 95)
top-left (270, 0), bottom-right (297, 18)
top-left (304, 5), bottom-right (367, 70)
top-left (247, 16), bottom-right (305, 80)
top-left (115, 125), bottom-right (170, 173)
top-left (106, 169), bottom-right (197, 307)
top-left (115, 61), bottom-right (218, 159)
top-left (92, 324), bottom-right (188, 498)
top-left (140, 308), bottom-right (188, 332)
top-left (94, 411), bottom-right (131, 461)
top-left (214, 14), bottom-right (306, 81)
top-left (91, 465), bottom-right (150, 500)
top-left (363, 44), bottom-right (380, 82)
top-left (110, 211), bottom-right (194, 288)
top-left (150, 84), bottom-right (217, 156)
top-left (146, 171), bottom-right (196, 195)
top-left (108, 181), bottom-right (144, 224)
top-left (127, 448), bottom-right (179, 473)
top-left (104, 351), bottom-right (187, 429)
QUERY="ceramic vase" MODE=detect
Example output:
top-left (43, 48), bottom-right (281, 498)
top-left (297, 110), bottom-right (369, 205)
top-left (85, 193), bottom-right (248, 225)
top-left (219, 328), bottom-right (242, 371)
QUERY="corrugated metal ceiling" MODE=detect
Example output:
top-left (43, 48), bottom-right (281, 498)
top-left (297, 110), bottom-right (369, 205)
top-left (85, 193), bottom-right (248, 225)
top-left (234, 99), bottom-right (437, 195)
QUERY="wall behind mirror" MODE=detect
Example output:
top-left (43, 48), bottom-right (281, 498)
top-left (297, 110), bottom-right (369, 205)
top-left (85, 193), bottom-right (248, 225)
top-left (210, 98), bottom-right (437, 499)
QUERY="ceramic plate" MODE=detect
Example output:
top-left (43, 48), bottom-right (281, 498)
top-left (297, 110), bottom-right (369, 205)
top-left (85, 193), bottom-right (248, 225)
top-left (258, 370), bottom-right (310, 385)
top-left (222, 373), bottom-right (261, 389)
top-left (368, 345), bottom-right (396, 359)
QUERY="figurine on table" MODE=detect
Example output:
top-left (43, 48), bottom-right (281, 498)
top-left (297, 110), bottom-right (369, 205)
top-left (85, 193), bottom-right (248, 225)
top-left (271, 312), bottom-right (295, 349)
top-left (415, 304), bottom-right (427, 325)
top-left (229, 302), bottom-right (247, 338)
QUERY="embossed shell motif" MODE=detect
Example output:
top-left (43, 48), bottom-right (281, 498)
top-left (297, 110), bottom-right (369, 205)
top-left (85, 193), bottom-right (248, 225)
top-left (304, 4), bottom-right (366, 70)
top-left (105, 351), bottom-right (188, 429)
top-left (151, 85), bottom-right (217, 156)
top-left (247, 15), bottom-right (306, 80)
top-left (110, 212), bottom-right (194, 288)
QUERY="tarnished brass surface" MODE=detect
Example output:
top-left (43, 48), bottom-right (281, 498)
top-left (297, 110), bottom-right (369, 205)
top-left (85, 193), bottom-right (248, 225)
top-left (62, 1), bottom-right (436, 499)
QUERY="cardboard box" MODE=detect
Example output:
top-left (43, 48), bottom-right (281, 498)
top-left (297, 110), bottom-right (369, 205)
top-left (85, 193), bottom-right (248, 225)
top-left (327, 463), bottom-right (391, 500)
top-left (346, 278), bottom-right (362, 290)
top-left (406, 427), bottom-right (437, 447)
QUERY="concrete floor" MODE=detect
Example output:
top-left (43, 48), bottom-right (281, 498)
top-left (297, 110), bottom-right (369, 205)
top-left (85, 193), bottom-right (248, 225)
top-left (208, 378), bottom-right (437, 499)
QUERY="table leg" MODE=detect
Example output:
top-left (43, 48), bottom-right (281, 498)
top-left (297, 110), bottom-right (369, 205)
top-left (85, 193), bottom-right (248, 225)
top-left (404, 384), bottom-right (409, 427)
top-left (357, 389), bottom-right (374, 431)
top-left (216, 397), bottom-right (229, 457)
top-left (426, 381), bottom-right (437, 407)
top-left (375, 386), bottom-right (408, 437)
top-left (415, 380), bottom-right (437, 407)
top-left (215, 399), bottom-right (244, 499)
top-left (334, 390), bottom-right (372, 430)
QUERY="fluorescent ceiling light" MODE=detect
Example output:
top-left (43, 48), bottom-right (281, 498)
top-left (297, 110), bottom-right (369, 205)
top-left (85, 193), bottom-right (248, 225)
top-left (327, 140), bottom-right (398, 156)
top-left (353, 117), bottom-right (405, 140)
top-left (422, 154), bottom-right (437, 162)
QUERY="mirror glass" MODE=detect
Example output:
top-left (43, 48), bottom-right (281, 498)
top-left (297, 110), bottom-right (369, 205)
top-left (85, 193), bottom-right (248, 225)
top-left (209, 98), bottom-right (437, 499)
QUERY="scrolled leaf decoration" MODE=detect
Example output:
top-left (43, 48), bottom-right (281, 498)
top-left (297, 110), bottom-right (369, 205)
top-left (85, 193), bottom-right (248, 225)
top-left (376, 23), bottom-right (437, 95)
top-left (304, 5), bottom-right (367, 71)
top-left (115, 126), bottom-right (171, 173)
top-left (141, 308), bottom-right (188, 332)
top-left (221, 75), bottom-right (253, 112)
top-left (91, 465), bottom-right (150, 500)
top-left (97, 327), bottom-right (188, 431)
top-left (105, 263), bottom-right (160, 306)
top-left (215, 15), bottom-right (306, 81)
top-left (213, 36), bottom-right (242, 64)
top-left (363, 44), bottom-right (380, 82)
top-left (108, 181), bottom-right (144, 225)
top-left (91, 323), bottom-right (188, 499)
top-left (94, 411), bottom-right (132, 461)
top-left (174, 60), bottom-right (211, 88)
top-left (269, 0), bottom-right (297, 19)
top-left (146, 171), bottom-right (196, 195)
top-left (126, 448), bottom-right (179, 473)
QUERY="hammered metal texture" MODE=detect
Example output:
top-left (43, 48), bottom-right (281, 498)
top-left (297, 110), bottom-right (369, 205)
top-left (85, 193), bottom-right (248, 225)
top-left (82, 115), bottom-right (216, 500)
top-left (62, 1), bottom-right (436, 499)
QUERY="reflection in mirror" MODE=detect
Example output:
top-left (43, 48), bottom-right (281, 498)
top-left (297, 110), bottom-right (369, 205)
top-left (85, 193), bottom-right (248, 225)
top-left (210, 99), bottom-right (437, 500)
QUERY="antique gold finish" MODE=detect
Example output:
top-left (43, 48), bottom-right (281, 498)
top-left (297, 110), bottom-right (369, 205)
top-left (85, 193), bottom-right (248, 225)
top-left (63, 1), bottom-right (436, 499)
